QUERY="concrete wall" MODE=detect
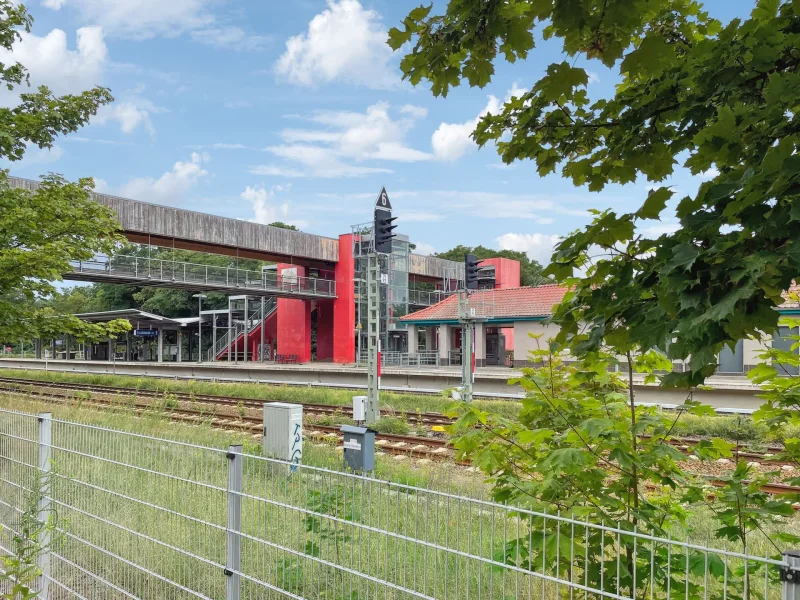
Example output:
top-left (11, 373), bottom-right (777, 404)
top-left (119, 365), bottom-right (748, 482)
top-left (408, 253), bottom-right (464, 280)
top-left (513, 321), bottom-right (562, 364)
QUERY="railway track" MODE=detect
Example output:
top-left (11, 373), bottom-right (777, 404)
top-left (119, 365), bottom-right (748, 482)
top-left (0, 377), bottom-right (455, 426)
top-left (0, 383), bottom-right (454, 462)
top-left (3, 377), bottom-right (800, 493)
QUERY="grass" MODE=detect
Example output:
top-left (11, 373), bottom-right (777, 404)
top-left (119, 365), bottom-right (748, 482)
top-left (0, 392), bottom-right (795, 599)
top-left (0, 367), bottom-right (522, 418)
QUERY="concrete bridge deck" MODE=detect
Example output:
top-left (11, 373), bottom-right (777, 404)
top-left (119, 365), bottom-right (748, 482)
top-left (0, 358), bottom-right (763, 413)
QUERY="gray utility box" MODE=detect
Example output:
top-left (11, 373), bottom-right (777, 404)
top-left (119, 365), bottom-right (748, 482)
top-left (341, 425), bottom-right (375, 472)
top-left (263, 403), bottom-right (303, 466)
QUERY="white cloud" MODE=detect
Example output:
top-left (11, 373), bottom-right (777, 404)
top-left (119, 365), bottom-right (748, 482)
top-left (0, 26), bottom-right (106, 98)
top-left (400, 104), bottom-right (428, 119)
top-left (411, 242), bottom-right (436, 255)
top-left (67, 136), bottom-right (133, 145)
top-left (700, 167), bottom-right (720, 179)
top-left (275, 0), bottom-right (397, 89)
top-left (587, 71), bottom-right (600, 84)
top-left (640, 222), bottom-right (681, 237)
top-left (117, 152), bottom-right (209, 206)
top-left (94, 97), bottom-right (166, 137)
top-left (5, 144), bottom-right (64, 168)
top-left (431, 84), bottom-right (525, 161)
top-left (243, 183), bottom-right (307, 229)
top-left (191, 27), bottom-right (271, 51)
top-left (496, 233), bottom-right (561, 265)
top-left (44, 0), bottom-right (215, 40)
top-left (397, 211), bottom-right (443, 223)
top-left (257, 102), bottom-right (430, 178)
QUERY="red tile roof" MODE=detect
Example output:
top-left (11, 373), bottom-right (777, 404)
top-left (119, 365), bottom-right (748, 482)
top-left (782, 282), bottom-right (800, 308)
top-left (402, 285), bottom-right (569, 322)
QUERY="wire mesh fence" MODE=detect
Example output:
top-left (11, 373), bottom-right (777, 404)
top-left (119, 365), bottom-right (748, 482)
top-left (0, 407), bottom-right (793, 600)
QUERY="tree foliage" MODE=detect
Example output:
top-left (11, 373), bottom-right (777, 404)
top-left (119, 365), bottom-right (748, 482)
top-left (0, 2), bottom-right (129, 344)
top-left (434, 244), bottom-right (549, 286)
top-left (394, 0), bottom-right (800, 385)
top-left (448, 340), bottom-right (793, 598)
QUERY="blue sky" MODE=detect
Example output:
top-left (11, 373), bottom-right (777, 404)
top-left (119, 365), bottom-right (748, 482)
top-left (4, 0), bottom-right (755, 264)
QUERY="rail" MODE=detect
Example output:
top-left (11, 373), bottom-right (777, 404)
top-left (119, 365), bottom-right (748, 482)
top-left (69, 255), bottom-right (336, 298)
top-left (358, 350), bottom-right (441, 367)
top-left (408, 289), bottom-right (452, 307)
top-left (0, 408), bottom-right (791, 600)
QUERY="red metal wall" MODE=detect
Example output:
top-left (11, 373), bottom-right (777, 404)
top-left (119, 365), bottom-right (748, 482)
top-left (481, 257), bottom-right (521, 351)
top-left (276, 264), bottom-right (311, 362)
top-left (316, 300), bottom-right (334, 361)
top-left (333, 234), bottom-right (356, 363)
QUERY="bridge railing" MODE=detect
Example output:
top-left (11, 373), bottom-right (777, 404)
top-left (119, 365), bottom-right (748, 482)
top-left (408, 289), bottom-right (452, 307)
top-left (69, 255), bottom-right (336, 298)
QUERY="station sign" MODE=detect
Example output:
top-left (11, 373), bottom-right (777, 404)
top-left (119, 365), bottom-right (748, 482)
top-left (134, 329), bottom-right (159, 338)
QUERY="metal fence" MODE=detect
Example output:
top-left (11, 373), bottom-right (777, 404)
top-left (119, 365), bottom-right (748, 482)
top-left (357, 351), bottom-right (441, 367)
top-left (0, 408), bottom-right (793, 600)
top-left (408, 290), bottom-right (452, 308)
top-left (69, 255), bottom-right (336, 299)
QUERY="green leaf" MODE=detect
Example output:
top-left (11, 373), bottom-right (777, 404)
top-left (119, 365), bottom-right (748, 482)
top-left (636, 187), bottom-right (673, 221)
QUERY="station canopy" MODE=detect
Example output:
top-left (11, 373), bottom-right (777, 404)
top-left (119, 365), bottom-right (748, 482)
top-left (74, 309), bottom-right (194, 329)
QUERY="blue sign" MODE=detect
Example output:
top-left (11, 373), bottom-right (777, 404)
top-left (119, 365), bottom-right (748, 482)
top-left (134, 329), bottom-right (158, 338)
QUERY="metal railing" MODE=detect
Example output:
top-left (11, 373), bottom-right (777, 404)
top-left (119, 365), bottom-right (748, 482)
top-left (69, 255), bottom-right (336, 298)
top-left (408, 289), bottom-right (452, 307)
top-left (0, 408), bottom-right (791, 600)
top-left (210, 299), bottom-right (277, 361)
top-left (358, 350), bottom-right (441, 367)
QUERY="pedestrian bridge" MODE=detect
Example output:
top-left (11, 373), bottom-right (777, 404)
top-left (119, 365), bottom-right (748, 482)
top-left (67, 255), bottom-right (337, 299)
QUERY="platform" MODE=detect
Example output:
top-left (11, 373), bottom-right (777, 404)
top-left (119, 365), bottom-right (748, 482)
top-left (0, 358), bottom-right (764, 412)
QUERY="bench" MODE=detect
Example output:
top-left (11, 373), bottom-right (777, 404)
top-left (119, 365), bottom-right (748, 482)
top-left (275, 354), bottom-right (298, 364)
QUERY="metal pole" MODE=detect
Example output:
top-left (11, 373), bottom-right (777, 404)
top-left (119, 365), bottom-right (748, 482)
top-left (228, 298), bottom-right (234, 363)
top-left (37, 412), bottom-right (52, 600)
top-left (213, 314), bottom-right (217, 362)
top-left (243, 296), bottom-right (248, 363)
top-left (366, 252), bottom-right (380, 424)
top-left (157, 329), bottom-right (163, 363)
top-left (260, 297), bottom-right (265, 362)
top-left (198, 295), bottom-right (203, 363)
top-left (177, 330), bottom-right (183, 363)
top-left (459, 290), bottom-right (474, 403)
top-left (226, 444), bottom-right (242, 600)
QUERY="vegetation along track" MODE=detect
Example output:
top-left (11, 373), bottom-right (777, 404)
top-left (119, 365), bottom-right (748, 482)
top-left (2, 377), bottom-right (798, 491)
top-left (0, 381), bottom-right (453, 462)
top-left (0, 376), bottom-right (454, 425)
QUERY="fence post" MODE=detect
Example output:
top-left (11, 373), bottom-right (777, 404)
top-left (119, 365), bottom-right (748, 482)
top-left (784, 551), bottom-right (800, 599)
top-left (226, 444), bottom-right (242, 600)
top-left (37, 412), bottom-right (52, 600)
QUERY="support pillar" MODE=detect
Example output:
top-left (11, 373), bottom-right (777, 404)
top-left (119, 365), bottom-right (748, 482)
top-left (474, 322), bottom-right (486, 368)
top-left (333, 234), bottom-right (356, 363)
top-left (316, 300), bottom-right (334, 362)
top-left (50, 339), bottom-right (56, 360)
top-left (406, 324), bottom-right (418, 356)
top-left (108, 338), bottom-right (113, 362)
top-left (177, 330), bottom-right (183, 363)
top-left (65, 336), bottom-right (71, 361)
top-left (438, 325), bottom-right (452, 366)
top-left (35, 339), bottom-right (42, 360)
top-left (125, 333), bottom-right (132, 362)
top-left (277, 264), bottom-right (311, 363)
top-left (157, 328), bottom-right (163, 363)
top-left (425, 327), bottom-right (436, 352)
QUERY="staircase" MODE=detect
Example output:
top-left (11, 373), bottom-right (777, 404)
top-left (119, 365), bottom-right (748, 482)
top-left (211, 298), bottom-right (277, 361)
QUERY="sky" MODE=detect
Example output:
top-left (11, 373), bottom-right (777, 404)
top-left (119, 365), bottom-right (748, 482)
top-left (3, 0), bottom-right (756, 265)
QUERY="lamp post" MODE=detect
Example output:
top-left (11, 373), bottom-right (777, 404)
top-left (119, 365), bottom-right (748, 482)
top-left (193, 294), bottom-right (207, 362)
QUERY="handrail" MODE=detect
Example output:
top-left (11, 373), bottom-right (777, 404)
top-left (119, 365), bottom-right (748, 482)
top-left (69, 255), bottom-right (336, 298)
top-left (212, 298), bottom-right (278, 360)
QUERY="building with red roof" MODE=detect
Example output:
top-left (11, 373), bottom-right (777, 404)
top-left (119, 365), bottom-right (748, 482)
top-left (400, 285), bottom-right (568, 367)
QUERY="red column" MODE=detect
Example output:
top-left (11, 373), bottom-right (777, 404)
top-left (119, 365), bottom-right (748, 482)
top-left (482, 257), bottom-right (521, 351)
top-left (277, 264), bottom-right (311, 363)
top-left (333, 234), bottom-right (356, 363)
top-left (316, 300), bottom-right (334, 361)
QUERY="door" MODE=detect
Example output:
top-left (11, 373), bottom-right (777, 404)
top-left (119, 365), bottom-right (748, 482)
top-left (773, 327), bottom-right (799, 376)
top-left (718, 339), bottom-right (744, 373)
